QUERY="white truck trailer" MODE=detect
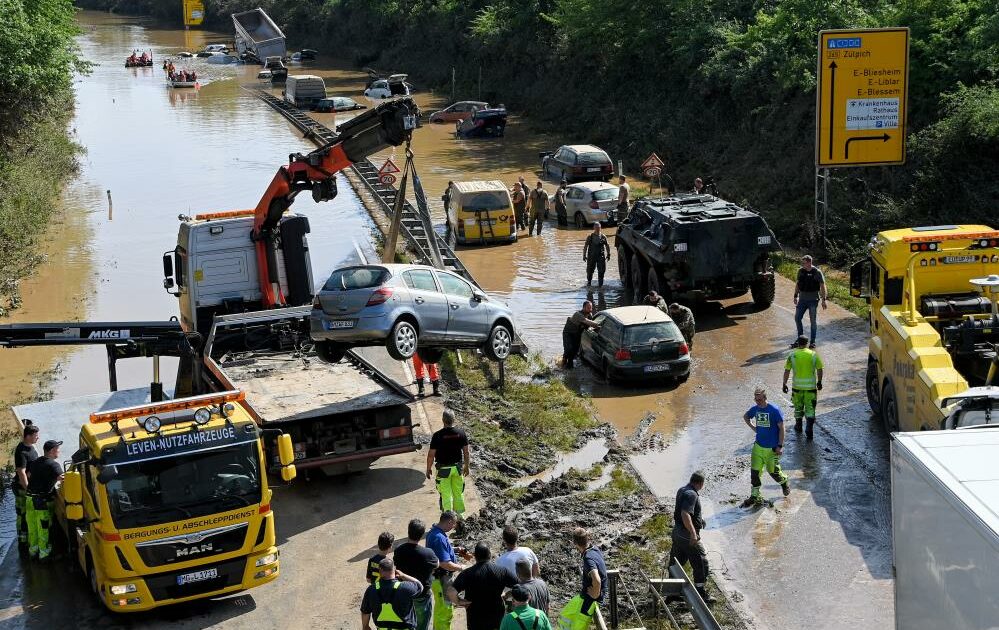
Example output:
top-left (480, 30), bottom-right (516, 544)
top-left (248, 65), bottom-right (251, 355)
top-left (232, 8), bottom-right (285, 64)
top-left (891, 429), bottom-right (999, 629)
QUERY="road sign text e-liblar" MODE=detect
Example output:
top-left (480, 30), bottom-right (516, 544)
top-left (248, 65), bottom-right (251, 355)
top-left (816, 28), bottom-right (909, 167)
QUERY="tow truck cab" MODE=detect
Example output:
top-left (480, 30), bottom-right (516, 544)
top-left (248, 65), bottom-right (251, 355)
top-left (849, 225), bottom-right (999, 432)
top-left (163, 211), bottom-right (314, 336)
top-left (15, 390), bottom-right (297, 612)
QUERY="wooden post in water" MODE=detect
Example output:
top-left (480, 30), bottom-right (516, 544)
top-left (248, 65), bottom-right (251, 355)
top-left (497, 359), bottom-right (505, 391)
top-left (107, 190), bottom-right (113, 220)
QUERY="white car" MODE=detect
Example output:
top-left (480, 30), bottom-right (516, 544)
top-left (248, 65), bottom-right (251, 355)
top-left (554, 181), bottom-right (622, 228)
top-left (364, 74), bottom-right (412, 99)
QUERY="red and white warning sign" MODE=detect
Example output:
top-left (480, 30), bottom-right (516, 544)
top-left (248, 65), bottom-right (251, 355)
top-left (379, 173), bottom-right (397, 185)
top-left (641, 153), bottom-right (665, 178)
top-left (378, 158), bottom-right (401, 175)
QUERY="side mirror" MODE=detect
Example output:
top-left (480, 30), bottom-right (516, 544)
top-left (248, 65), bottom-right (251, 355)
top-left (281, 465), bottom-right (297, 482)
top-left (162, 251), bottom-right (174, 278)
top-left (850, 257), bottom-right (872, 300)
top-left (472, 290), bottom-right (486, 303)
top-left (277, 434), bottom-right (295, 467)
top-left (96, 465), bottom-right (119, 485)
top-left (63, 470), bottom-right (83, 504)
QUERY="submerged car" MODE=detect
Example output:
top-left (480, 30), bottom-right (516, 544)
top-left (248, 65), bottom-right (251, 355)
top-left (540, 145), bottom-right (614, 183)
top-left (579, 306), bottom-right (690, 383)
top-left (310, 264), bottom-right (516, 363)
top-left (313, 96), bottom-right (366, 113)
top-left (555, 181), bottom-right (621, 228)
top-left (430, 101), bottom-right (489, 123)
top-left (456, 108), bottom-right (507, 139)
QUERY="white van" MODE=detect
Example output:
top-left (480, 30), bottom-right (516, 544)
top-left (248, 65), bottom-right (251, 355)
top-left (284, 75), bottom-right (327, 108)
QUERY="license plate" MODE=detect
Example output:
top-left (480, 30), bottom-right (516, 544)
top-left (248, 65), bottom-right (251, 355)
top-left (942, 255), bottom-right (974, 264)
top-left (643, 363), bottom-right (671, 373)
top-left (587, 167), bottom-right (601, 172)
top-left (177, 568), bottom-right (217, 585)
top-left (325, 319), bottom-right (355, 329)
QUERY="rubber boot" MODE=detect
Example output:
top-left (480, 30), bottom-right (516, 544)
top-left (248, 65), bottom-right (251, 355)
top-left (782, 482), bottom-right (791, 497)
top-left (794, 419), bottom-right (803, 433)
top-left (432, 380), bottom-right (441, 396)
top-left (806, 418), bottom-right (815, 441)
top-left (417, 379), bottom-right (425, 396)
top-left (696, 586), bottom-right (717, 604)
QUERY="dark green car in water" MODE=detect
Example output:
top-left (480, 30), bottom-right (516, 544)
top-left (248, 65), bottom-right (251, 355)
top-left (580, 306), bottom-right (691, 384)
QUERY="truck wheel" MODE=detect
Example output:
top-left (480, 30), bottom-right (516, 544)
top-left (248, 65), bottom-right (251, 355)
top-left (880, 380), bottom-right (900, 434)
top-left (750, 274), bottom-right (776, 308)
top-left (315, 340), bottom-right (346, 363)
top-left (631, 254), bottom-right (647, 297)
top-left (387, 319), bottom-right (418, 360)
top-left (647, 267), bottom-right (662, 297)
top-left (866, 359), bottom-right (881, 416)
top-left (617, 246), bottom-right (630, 285)
top-left (417, 347), bottom-right (444, 364)
top-left (484, 323), bottom-right (513, 361)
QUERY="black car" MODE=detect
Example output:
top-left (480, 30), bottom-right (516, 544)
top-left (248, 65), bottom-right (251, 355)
top-left (580, 306), bottom-right (691, 383)
top-left (313, 97), bottom-right (367, 113)
top-left (540, 144), bottom-right (614, 183)
top-left (456, 108), bottom-right (507, 139)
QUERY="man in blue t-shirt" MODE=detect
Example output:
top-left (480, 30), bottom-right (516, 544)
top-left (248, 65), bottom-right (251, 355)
top-left (741, 388), bottom-right (790, 507)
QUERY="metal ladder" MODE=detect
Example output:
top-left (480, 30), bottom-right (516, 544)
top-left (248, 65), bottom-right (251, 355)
top-left (247, 87), bottom-right (526, 353)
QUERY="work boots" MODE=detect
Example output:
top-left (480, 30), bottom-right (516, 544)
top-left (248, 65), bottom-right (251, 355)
top-left (416, 379), bottom-right (425, 396)
top-left (794, 419), bottom-right (803, 433)
top-left (806, 418), bottom-right (816, 441)
top-left (696, 586), bottom-right (717, 605)
top-left (432, 379), bottom-right (441, 396)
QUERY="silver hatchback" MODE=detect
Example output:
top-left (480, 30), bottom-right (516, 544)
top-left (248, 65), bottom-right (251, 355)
top-left (310, 263), bottom-right (517, 363)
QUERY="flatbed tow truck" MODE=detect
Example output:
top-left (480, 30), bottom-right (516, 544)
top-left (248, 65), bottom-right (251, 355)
top-left (1, 322), bottom-right (298, 612)
top-left (850, 224), bottom-right (999, 432)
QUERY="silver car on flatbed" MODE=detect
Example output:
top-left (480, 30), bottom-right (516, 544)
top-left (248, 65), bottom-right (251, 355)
top-left (310, 263), bottom-right (516, 363)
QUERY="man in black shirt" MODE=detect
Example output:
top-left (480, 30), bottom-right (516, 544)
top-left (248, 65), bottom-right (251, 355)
top-left (427, 410), bottom-right (471, 515)
top-left (367, 531), bottom-right (396, 584)
top-left (12, 422), bottom-right (39, 547)
top-left (394, 519), bottom-right (440, 630)
top-left (26, 439), bottom-right (62, 560)
top-left (582, 223), bottom-right (611, 287)
top-left (558, 527), bottom-right (608, 630)
top-left (561, 300), bottom-right (601, 369)
top-left (361, 558), bottom-right (424, 630)
top-left (668, 471), bottom-right (714, 604)
top-left (448, 543), bottom-right (518, 630)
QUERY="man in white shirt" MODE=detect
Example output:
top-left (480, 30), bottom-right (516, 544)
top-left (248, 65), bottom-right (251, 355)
top-left (495, 525), bottom-right (540, 578)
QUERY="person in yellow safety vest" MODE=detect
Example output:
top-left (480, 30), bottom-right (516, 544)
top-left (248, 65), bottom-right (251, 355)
top-left (427, 410), bottom-right (471, 515)
top-left (782, 336), bottom-right (825, 441)
top-left (26, 440), bottom-right (63, 560)
top-left (361, 557), bottom-right (425, 630)
top-left (558, 528), bottom-right (607, 630)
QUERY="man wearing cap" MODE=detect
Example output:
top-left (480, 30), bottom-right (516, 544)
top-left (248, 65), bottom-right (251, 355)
top-left (500, 585), bottom-right (553, 630)
top-left (427, 410), bottom-right (471, 515)
top-left (12, 421), bottom-right (40, 548)
top-left (26, 439), bottom-right (63, 560)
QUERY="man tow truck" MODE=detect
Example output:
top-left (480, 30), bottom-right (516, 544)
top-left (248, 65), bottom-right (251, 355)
top-left (850, 225), bottom-right (999, 432)
top-left (1, 321), bottom-right (297, 612)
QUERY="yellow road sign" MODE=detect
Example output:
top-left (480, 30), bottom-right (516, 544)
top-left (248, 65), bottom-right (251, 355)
top-left (183, 0), bottom-right (205, 26)
top-left (816, 28), bottom-right (909, 167)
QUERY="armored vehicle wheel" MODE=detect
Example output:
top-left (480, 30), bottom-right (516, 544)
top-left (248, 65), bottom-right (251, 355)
top-left (647, 267), bottom-right (662, 297)
top-left (617, 246), bottom-right (630, 286)
top-left (866, 359), bottom-right (882, 416)
top-left (631, 254), bottom-right (647, 297)
top-left (750, 274), bottom-right (776, 308)
top-left (881, 380), bottom-right (900, 434)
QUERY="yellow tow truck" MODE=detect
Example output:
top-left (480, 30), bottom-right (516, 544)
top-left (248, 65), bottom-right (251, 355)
top-left (850, 225), bottom-right (999, 432)
top-left (2, 322), bottom-right (297, 612)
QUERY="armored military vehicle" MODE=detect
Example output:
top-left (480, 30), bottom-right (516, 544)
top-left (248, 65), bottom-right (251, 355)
top-left (615, 193), bottom-right (781, 307)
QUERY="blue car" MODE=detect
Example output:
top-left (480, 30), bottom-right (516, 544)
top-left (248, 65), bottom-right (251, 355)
top-left (310, 264), bottom-right (516, 363)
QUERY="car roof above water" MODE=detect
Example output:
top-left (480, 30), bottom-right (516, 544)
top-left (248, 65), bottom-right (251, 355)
top-left (601, 305), bottom-right (673, 326)
top-left (451, 180), bottom-right (509, 194)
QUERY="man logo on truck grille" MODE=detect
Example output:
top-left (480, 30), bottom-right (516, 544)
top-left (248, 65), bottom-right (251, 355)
top-left (176, 543), bottom-right (214, 557)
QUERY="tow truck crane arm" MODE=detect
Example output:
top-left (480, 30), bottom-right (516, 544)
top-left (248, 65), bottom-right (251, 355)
top-left (252, 97), bottom-right (419, 307)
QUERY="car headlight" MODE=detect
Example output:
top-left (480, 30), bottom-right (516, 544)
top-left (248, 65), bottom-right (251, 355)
top-left (255, 553), bottom-right (278, 567)
top-left (110, 583), bottom-right (138, 595)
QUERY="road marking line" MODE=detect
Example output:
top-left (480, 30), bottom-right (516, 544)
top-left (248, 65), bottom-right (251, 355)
top-left (353, 238), bottom-right (368, 264)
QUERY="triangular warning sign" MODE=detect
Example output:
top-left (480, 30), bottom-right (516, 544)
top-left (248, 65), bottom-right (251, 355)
top-left (378, 158), bottom-right (401, 175)
top-left (641, 153), bottom-right (665, 169)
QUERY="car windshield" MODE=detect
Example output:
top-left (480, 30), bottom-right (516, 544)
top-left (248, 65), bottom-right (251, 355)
top-left (625, 322), bottom-right (682, 346)
top-left (593, 188), bottom-right (618, 201)
top-left (577, 152), bottom-right (608, 165)
top-left (323, 267), bottom-right (388, 291)
top-left (105, 442), bottom-right (261, 529)
top-left (462, 191), bottom-right (509, 212)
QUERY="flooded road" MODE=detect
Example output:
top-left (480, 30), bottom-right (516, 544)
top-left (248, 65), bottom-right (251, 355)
top-left (0, 11), bottom-right (892, 630)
